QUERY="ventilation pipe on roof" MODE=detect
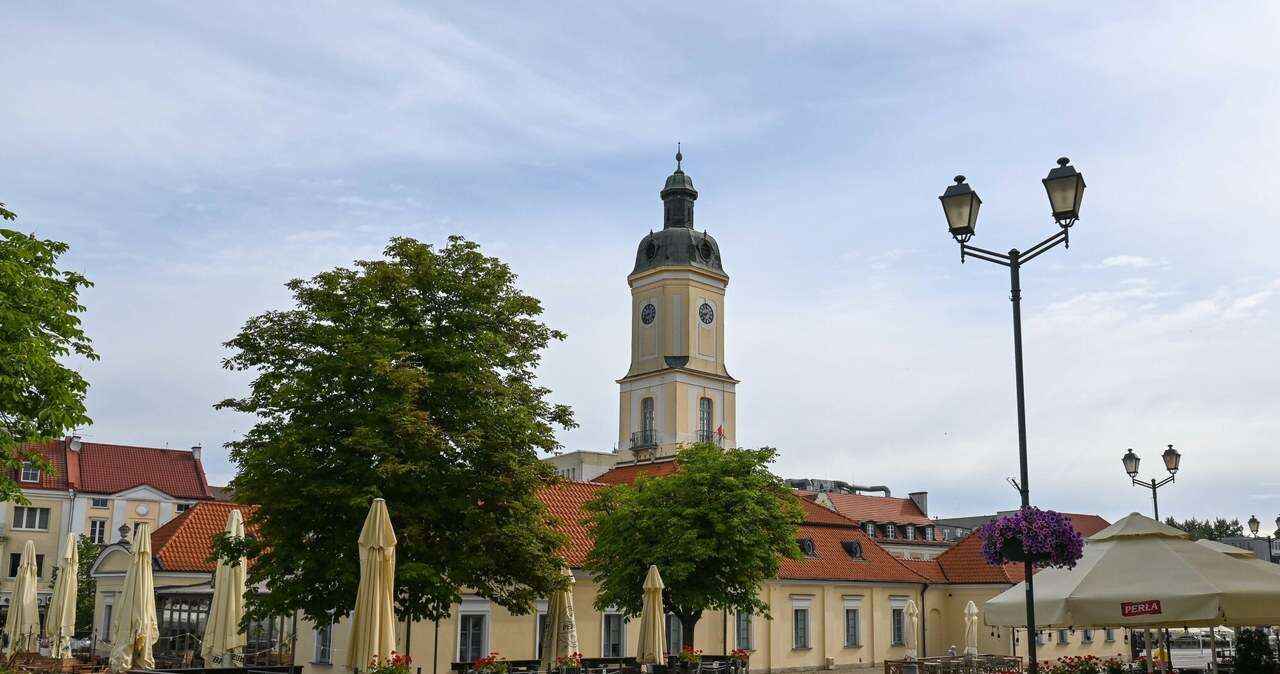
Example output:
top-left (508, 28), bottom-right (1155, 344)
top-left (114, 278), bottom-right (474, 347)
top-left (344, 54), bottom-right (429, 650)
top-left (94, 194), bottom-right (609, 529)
top-left (783, 478), bottom-right (891, 497)
top-left (68, 435), bottom-right (82, 452)
top-left (191, 444), bottom-right (202, 461)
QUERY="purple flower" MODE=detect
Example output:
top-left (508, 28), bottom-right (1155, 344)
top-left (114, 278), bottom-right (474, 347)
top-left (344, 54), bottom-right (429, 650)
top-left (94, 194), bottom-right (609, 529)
top-left (978, 507), bottom-right (1084, 569)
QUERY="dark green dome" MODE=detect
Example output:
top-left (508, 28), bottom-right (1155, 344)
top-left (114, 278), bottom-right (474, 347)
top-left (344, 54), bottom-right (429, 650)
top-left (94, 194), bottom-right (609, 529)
top-left (631, 227), bottom-right (724, 277)
top-left (663, 169), bottom-right (695, 192)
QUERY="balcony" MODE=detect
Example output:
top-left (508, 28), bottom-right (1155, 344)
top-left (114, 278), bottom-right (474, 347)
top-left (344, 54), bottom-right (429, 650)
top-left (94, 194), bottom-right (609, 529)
top-left (630, 429), bottom-right (658, 449)
top-left (696, 428), bottom-right (723, 446)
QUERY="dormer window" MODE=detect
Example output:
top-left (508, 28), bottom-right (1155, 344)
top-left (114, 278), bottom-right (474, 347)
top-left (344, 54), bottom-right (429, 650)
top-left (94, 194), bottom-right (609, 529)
top-left (19, 462), bottom-right (40, 483)
top-left (885, 524), bottom-right (897, 539)
top-left (905, 525), bottom-right (915, 540)
top-left (924, 526), bottom-right (935, 541)
top-left (797, 538), bottom-right (817, 557)
top-left (840, 541), bottom-right (864, 559)
top-left (864, 522), bottom-right (875, 537)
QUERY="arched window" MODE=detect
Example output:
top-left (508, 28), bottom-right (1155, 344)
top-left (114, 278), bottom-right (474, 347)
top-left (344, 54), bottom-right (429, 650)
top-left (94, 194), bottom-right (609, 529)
top-left (698, 397), bottom-right (713, 442)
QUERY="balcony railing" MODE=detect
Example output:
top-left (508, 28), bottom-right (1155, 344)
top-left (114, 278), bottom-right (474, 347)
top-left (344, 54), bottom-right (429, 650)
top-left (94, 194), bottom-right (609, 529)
top-left (696, 428), bottom-right (723, 446)
top-left (630, 429), bottom-right (658, 449)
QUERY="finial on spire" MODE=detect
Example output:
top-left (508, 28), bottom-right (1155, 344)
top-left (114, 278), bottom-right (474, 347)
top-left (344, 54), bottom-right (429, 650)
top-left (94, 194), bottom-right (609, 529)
top-left (675, 142), bottom-right (683, 171)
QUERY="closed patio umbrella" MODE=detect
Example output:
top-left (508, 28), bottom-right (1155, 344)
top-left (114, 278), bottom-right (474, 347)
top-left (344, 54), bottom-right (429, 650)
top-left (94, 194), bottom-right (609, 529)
top-left (202, 509), bottom-right (247, 667)
top-left (963, 601), bottom-right (979, 656)
top-left (986, 513), bottom-right (1280, 628)
top-left (904, 599), bottom-right (919, 660)
top-left (539, 567), bottom-right (580, 672)
top-left (44, 535), bottom-right (79, 658)
top-left (635, 565), bottom-right (665, 666)
top-left (110, 522), bottom-right (159, 672)
top-left (347, 498), bottom-right (397, 672)
top-left (5, 540), bottom-right (40, 655)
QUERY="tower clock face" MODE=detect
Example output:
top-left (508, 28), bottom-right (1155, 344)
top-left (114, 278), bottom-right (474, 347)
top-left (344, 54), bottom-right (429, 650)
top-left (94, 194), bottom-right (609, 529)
top-left (698, 302), bottom-right (715, 325)
top-left (641, 303), bottom-right (657, 325)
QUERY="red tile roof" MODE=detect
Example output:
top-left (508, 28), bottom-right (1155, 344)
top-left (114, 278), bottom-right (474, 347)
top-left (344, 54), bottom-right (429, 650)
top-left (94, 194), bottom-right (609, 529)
top-left (538, 481), bottom-right (608, 566)
top-left (594, 460), bottom-right (678, 485)
top-left (796, 495), bottom-right (858, 526)
top-left (14, 442), bottom-right (72, 490)
top-left (781, 523), bottom-right (928, 584)
top-left (150, 502), bottom-right (259, 573)
top-left (820, 491), bottom-right (934, 527)
top-left (1064, 513), bottom-right (1111, 538)
top-left (17, 438), bottom-right (213, 499)
top-left (901, 558), bottom-right (948, 583)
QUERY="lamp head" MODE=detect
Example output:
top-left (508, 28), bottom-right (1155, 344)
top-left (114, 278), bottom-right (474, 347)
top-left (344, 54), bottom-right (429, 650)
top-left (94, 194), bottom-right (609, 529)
top-left (1122, 449), bottom-right (1140, 478)
top-left (1042, 157), bottom-right (1085, 227)
top-left (940, 175), bottom-right (981, 243)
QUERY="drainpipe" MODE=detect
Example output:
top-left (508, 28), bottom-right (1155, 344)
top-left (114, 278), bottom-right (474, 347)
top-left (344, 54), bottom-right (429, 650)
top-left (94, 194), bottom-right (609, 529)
top-left (919, 584), bottom-right (928, 658)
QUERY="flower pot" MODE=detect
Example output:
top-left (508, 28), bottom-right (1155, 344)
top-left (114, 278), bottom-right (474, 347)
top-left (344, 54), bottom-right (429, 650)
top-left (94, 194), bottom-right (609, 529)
top-left (1001, 539), bottom-right (1027, 562)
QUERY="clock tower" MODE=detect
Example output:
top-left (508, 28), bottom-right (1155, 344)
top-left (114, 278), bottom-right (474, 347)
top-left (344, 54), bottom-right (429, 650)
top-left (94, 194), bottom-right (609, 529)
top-left (617, 149), bottom-right (738, 462)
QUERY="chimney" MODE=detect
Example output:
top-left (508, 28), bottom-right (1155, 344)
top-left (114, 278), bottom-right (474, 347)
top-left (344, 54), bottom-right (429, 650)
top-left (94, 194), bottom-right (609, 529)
top-left (191, 444), bottom-right (202, 461)
top-left (68, 435), bottom-right (82, 452)
top-left (908, 491), bottom-right (928, 517)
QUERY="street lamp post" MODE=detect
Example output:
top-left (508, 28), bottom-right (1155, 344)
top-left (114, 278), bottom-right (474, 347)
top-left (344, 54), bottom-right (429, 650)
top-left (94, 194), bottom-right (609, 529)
top-left (1122, 445), bottom-right (1183, 674)
top-left (1121, 445), bottom-right (1182, 520)
top-left (1246, 515), bottom-right (1280, 564)
top-left (939, 157), bottom-right (1086, 674)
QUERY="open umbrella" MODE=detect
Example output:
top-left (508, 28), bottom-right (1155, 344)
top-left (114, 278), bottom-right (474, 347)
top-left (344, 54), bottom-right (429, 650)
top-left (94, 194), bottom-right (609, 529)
top-left (5, 540), bottom-right (39, 655)
top-left (635, 565), bottom-right (666, 665)
top-left (202, 509), bottom-right (247, 667)
top-left (110, 522), bottom-right (159, 672)
top-left (347, 498), bottom-right (398, 672)
top-left (539, 567), bottom-right (580, 672)
top-left (904, 599), bottom-right (919, 660)
top-left (986, 513), bottom-right (1280, 627)
top-left (963, 601), bottom-right (979, 656)
top-left (45, 535), bottom-right (79, 658)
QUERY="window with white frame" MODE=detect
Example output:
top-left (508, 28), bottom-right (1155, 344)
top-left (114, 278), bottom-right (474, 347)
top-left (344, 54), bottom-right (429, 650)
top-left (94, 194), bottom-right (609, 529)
top-left (457, 598), bottom-right (489, 663)
top-left (9, 553), bottom-right (45, 577)
top-left (665, 613), bottom-right (682, 654)
top-left (1083, 629), bottom-right (1094, 643)
top-left (890, 596), bottom-right (907, 646)
top-left (1058, 629), bottom-right (1069, 645)
top-left (602, 611), bottom-right (625, 657)
top-left (314, 617), bottom-right (333, 664)
top-left (905, 525), bottom-right (916, 540)
top-left (12, 506), bottom-right (50, 531)
top-left (176, 503), bottom-right (192, 513)
top-left (698, 397), bottom-right (713, 439)
top-left (843, 596), bottom-right (862, 647)
top-left (535, 599), bottom-right (549, 660)
top-left (735, 612), bottom-right (752, 651)
top-left (89, 518), bottom-right (107, 544)
top-left (102, 600), bottom-right (114, 637)
top-left (90, 497), bottom-right (109, 509)
top-left (792, 595), bottom-right (812, 649)
top-left (1105, 628), bottom-right (1116, 642)
top-left (886, 524), bottom-right (897, 539)
top-left (20, 462), bottom-right (40, 482)
top-left (864, 522), bottom-right (875, 536)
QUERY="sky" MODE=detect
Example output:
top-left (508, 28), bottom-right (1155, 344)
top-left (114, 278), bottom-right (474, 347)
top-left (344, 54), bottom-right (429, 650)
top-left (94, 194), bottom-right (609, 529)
top-left (3, 2), bottom-right (1280, 530)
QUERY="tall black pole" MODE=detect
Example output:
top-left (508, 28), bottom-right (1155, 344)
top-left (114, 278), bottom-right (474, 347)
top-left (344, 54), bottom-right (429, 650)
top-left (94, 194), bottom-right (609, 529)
top-left (1009, 249), bottom-right (1039, 674)
top-left (1152, 487), bottom-right (1160, 521)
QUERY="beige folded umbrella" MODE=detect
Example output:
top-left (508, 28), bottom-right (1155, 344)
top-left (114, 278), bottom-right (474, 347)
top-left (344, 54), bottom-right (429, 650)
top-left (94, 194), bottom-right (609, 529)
top-left (963, 601), bottom-right (979, 656)
top-left (110, 522), bottom-right (159, 672)
top-left (986, 513), bottom-right (1280, 628)
top-left (44, 535), bottom-right (79, 658)
top-left (5, 540), bottom-right (40, 655)
top-left (635, 565), bottom-right (665, 665)
top-left (202, 509), bottom-right (247, 667)
top-left (539, 567), bottom-right (580, 672)
top-left (347, 498), bottom-right (398, 672)
top-left (904, 599), bottom-right (919, 660)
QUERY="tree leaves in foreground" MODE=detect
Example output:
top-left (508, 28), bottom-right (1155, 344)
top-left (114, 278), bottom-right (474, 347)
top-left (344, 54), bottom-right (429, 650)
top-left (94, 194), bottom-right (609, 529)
top-left (1163, 516), bottom-right (1243, 541)
top-left (583, 444), bottom-right (803, 646)
top-left (215, 236), bottom-right (574, 624)
top-left (0, 203), bottom-right (97, 504)
top-left (75, 535), bottom-right (100, 636)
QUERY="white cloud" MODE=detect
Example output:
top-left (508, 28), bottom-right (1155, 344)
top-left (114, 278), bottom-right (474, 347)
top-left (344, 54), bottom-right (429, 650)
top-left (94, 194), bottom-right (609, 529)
top-left (1100, 255), bottom-right (1157, 269)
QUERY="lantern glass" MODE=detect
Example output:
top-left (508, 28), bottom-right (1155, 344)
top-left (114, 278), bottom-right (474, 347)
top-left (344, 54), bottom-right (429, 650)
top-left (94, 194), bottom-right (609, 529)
top-left (1122, 449), bottom-right (1140, 478)
top-left (940, 176), bottom-right (981, 239)
top-left (1249, 515), bottom-right (1261, 536)
top-left (1042, 157), bottom-right (1086, 224)
top-left (1162, 445), bottom-right (1181, 475)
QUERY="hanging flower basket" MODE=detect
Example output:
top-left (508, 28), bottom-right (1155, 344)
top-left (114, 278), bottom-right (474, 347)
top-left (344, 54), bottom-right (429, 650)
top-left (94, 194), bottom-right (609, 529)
top-left (980, 507), bottom-right (1084, 569)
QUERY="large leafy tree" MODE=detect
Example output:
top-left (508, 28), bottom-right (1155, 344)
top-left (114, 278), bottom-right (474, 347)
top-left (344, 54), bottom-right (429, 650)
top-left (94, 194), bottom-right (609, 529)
top-left (0, 203), bottom-right (97, 503)
top-left (583, 444), bottom-right (804, 646)
top-left (1163, 516), bottom-right (1243, 541)
top-left (74, 535), bottom-right (100, 636)
top-left (216, 236), bottom-right (575, 624)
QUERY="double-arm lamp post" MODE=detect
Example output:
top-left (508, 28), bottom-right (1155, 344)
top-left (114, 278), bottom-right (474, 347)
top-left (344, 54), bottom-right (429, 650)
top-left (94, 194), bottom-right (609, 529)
top-left (1121, 445), bottom-right (1182, 520)
top-left (939, 157), bottom-right (1086, 674)
top-left (1247, 514), bottom-right (1280, 564)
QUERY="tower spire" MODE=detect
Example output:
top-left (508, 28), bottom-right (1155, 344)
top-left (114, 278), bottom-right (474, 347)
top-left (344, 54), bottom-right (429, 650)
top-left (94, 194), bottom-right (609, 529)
top-left (661, 144), bottom-right (697, 228)
top-left (676, 142), bottom-right (683, 172)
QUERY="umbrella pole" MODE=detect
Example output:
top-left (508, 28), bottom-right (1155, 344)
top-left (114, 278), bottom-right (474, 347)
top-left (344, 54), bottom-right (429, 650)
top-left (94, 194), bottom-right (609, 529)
top-left (433, 619), bottom-right (439, 674)
top-left (1209, 627), bottom-right (1217, 674)
top-left (1145, 629), bottom-right (1153, 673)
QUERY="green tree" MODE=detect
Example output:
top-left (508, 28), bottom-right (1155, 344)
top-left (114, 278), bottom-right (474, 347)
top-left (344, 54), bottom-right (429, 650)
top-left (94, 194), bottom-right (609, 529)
top-left (1163, 516), bottom-right (1243, 541)
top-left (0, 203), bottom-right (97, 503)
top-left (74, 535), bottom-right (100, 637)
top-left (215, 236), bottom-right (575, 625)
top-left (1235, 627), bottom-right (1277, 674)
top-left (583, 444), bottom-right (804, 647)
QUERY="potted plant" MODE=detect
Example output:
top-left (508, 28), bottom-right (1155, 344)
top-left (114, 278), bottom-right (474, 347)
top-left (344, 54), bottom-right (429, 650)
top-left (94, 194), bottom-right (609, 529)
top-left (730, 648), bottom-right (750, 673)
top-left (979, 507), bottom-right (1084, 569)
top-left (369, 652), bottom-right (413, 674)
top-left (677, 646), bottom-right (703, 674)
top-left (474, 653), bottom-right (509, 674)
top-left (555, 652), bottom-right (583, 674)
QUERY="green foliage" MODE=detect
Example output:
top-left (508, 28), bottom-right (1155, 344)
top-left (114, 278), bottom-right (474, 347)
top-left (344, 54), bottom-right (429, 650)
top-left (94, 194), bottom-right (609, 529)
top-left (1235, 628), bottom-right (1278, 674)
top-left (582, 444), bottom-right (804, 645)
top-left (215, 236), bottom-right (574, 625)
top-left (1163, 516), bottom-right (1243, 541)
top-left (0, 204), bottom-right (97, 504)
top-left (75, 535), bottom-right (100, 637)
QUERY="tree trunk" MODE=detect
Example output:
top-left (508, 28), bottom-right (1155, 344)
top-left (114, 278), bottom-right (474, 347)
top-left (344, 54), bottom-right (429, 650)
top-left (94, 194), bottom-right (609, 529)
top-left (679, 611), bottom-right (702, 649)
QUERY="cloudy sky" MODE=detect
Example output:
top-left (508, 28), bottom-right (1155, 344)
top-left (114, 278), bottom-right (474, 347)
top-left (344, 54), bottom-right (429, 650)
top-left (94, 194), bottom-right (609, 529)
top-left (4, 3), bottom-right (1279, 528)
